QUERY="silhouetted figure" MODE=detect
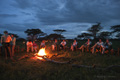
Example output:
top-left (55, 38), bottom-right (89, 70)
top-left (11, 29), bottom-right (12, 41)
top-left (1, 31), bottom-right (12, 59)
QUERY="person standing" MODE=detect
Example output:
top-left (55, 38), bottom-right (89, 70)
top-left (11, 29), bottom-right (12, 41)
top-left (1, 31), bottom-right (12, 59)
top-left (10, 34), bottom-right (16, 57)
top-left (33, 41), bottom-right (37, 52)
top-left (40, 40), bottom-right (46, 48)
top-left (26, 40), bottom-right (33, 53)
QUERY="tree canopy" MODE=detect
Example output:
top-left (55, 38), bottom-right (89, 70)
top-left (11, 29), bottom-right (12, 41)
top-left (98, 31), bottom-right (112, 39)
top-left (24, 29), bottom-right (44, 40)
top-left (53, 29), bottom-right (66, 35)
top-left (45, 33), bottom-right (65, 40)
top-left (111, 25), bottom-right (120, 39)
top-left (87, 23), bottom-right (102, 39)
top-left (110, 25), bottom-right (120, 33)
top-left (77, 33), bottom-right (92, 39)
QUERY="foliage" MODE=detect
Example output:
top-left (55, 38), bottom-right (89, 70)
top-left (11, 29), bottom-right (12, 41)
top-left (98, 31), bottom-right (112, 39)
top-left (77, 33), bottom-right (93, 39)
top-left (45, 33), bottom-right (65, 40)
top-left (111, 25), bottom-right (120, 39)
top-left (53, 29), bottom-right (66, 35)
top-left (111, 25), bottom-right (120, 33)
top-left (87, 23), bottom-right (103, 39)
top-left (24, 29), bottom-right (44, 40)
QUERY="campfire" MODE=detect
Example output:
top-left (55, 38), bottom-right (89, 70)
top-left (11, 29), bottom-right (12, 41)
top-left (35, 48), bottom-right (47, 60)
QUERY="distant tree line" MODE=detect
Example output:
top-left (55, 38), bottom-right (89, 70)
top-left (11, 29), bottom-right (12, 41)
top-left (24, 23), bottom-right (120, 41)
top-left (77, 23), bottom-right (120, 40)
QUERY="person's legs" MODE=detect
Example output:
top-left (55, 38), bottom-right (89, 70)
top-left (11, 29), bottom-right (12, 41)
top-left (82, 46), bottom-right (85, 52)
top-left (52, 45), bottom-right (55, 51)
top-left (79, 45), bottom-right (84, 50)
top-left (92, 46), bottom-right (96, 54)
top-left (31, 46), bottom-right (33, 52)
top-left (101, 46), bottom-right (105, 54)
top-left (7, 44), bottom-right (12, 59)
top-left (27, 46), bottom-right (29, 52)
top-left (12, 45), bottom-right (15, 57)
top-left (4, 44), bottom-right (8, 59)
top-left (35, 47), bottom-right (37, 52)
top-left (71, 45), bottom-right (73, 51)
top-left (33, 47), bottom-right (37, 52)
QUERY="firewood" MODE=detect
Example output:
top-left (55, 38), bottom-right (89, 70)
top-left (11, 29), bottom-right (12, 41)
top-left (18, 55), bottom-right (29, 60)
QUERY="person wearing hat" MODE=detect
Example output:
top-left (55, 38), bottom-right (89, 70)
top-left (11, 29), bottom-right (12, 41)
top-left (1, 31), bottom-right (12, 59)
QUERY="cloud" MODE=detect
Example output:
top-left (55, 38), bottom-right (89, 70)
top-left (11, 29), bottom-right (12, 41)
top-left (0, 14), bottom-right (17, 18)
top-left (21, 12), bottom-right (31, 15)
top-left (11, 0), bottom-right (34, 9)
top-left (0, 0), bottom-right (120, 38)
top-left (11, 0), bottom-right (120, 25)
top-left (0, 24), bottom-right (27, 32)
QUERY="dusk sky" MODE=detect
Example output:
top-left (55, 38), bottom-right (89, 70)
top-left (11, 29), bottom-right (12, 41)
top-left (0, 0), bottom-right (120, 39)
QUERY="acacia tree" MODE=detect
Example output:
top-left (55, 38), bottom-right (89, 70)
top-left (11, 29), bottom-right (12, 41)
top-left (111, 25), bottom-right (120, 39)
top-left (53, 29), bottom-right (66, 35)
top-left (53, 29), bottom-right (66, 40)
top-left (98, 31), bottom-right (112, 39)
top-left (45, 33), bottom-right (65, 40)
top-left (87, 23), bottom-right (102, 39)
top-left (25, 29), bottom-right (44, 40)
top-left (77, 33), bottom-right (92, 39)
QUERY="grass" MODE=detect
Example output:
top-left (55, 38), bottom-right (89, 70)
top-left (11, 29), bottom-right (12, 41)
top-left (0, 40), bottom-right (120, 80)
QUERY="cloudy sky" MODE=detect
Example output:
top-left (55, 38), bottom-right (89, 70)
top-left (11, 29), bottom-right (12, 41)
top-left (0, 0), bottom-right (120, 39)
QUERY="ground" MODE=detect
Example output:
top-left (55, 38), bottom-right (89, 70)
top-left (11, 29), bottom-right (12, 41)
top-left (0, 40), bottom-right (120, 80)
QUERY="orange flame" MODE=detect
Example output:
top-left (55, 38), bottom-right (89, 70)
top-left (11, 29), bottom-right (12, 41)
top-left (38, 48), bottom-right (46, 56)
top-left (35, 48), bottom-right (46, 60)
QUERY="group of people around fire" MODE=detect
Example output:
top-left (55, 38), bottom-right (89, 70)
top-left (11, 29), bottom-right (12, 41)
top-left (0, 31), bottom-right (113, 60)
top-left (26, 38), bottom-right (113, 54)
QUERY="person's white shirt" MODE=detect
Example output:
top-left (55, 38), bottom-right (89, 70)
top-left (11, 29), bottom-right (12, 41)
top-left (61, 41), bottom-right (66, 46)
top-left (73, 42), bottom-right (77, 46)
top-left (96, 42), bottom-right (104, 47)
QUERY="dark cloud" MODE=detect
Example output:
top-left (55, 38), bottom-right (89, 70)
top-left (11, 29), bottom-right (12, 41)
top-left (0, 0), bottom-right (120, 38)
top-left (21, 12), bottom-right (31, 15)
top-left (11, 0), bottom-right (120, 25)
top-left (0, 24), bottom-right (27, 32)
top-left (0, 14), bottom-right (17, 18)
top-left (33, 0), bottom-right (120, 25)
top-left (11, 0), bottom-right (34, 9)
